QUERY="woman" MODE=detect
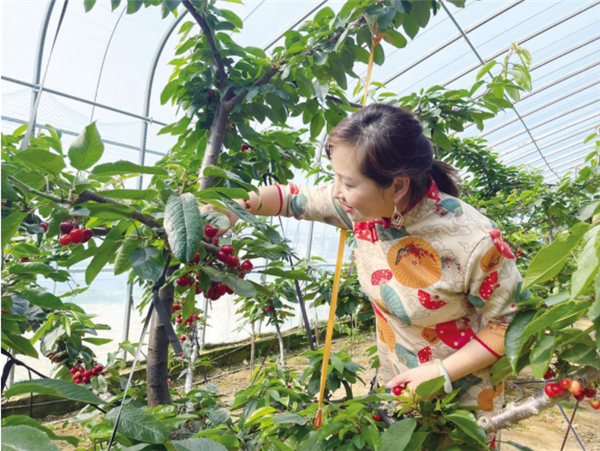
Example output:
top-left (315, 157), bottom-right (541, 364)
top-left (213, 103), bottom-right (523, 436)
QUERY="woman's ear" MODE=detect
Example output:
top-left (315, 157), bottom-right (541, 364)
top-left (392, 176), bottom-right (411, 205)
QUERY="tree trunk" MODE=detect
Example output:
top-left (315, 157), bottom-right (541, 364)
top-left (273, 316), bottom-right (285, 367)
top-left (146, 266), bottom-right (177, 407)
top-left (184, 321), bottom-right (200, 412)
top-left (250, 322), bottom-right (256, 377)
top-left (199, 102), bottom-right (232, 190)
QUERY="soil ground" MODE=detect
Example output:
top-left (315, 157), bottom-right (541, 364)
top-left (46, 331), bottom-right (600, 451)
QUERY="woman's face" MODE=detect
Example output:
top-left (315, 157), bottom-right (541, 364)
top-left (329, 145), bottom-right (409, 222)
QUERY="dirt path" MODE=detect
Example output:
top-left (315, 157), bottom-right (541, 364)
top-left (47, 332), bottom-right (600, 450)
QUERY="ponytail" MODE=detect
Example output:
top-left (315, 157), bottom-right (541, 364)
top-left (430, 160), bottom-right (460, 198)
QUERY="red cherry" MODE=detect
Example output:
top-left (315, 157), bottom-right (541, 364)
top-left (372, 413), bottom-right (382, 421)
top-left (238, 272), bottom-right (245, 279)
top-left (228, 255), bottom-right (239, 268)
top-left (570, 380), bottom-right (583, 397)
top-left (225, 285), bottom-right (234, 295)
top-left (39, 222), bottom-right (48, 232)
top-left (392, 385), bottom-right (404, 396)
top-left (208, 89), bottom-right (215, 97)
top-left (241, 143), bottom-right (250, 152)
top-left (172, 304), bottom-right (181, 312)
top-left (82, 228), bottom-right (93, 243)
top-left (544, 383), bottom-right (564, 398)
top-left (100, 371), bottom-right (105, 376)
top-left (46, 353), bottom-right (54, 360)
top-left (589, 399), bottom-right (600, 410)
top-left (18, 257), bottom-right (29, 263)
top-left (178, 352), bottom-right (185, 359)
top-left (221, 245), bottom-right (234, 255)
top-left (516, 249), bottom-right (523, 257)
top-left (574, 392), bottom-right (585, 402)
top-left (69, 367), bottom-right (78, 375)
top-left (180, 335), bottom-right (187, 342)
top-left (177, 275), bottom-right (193, 287)
top-left (543, 369), bottom-right (555, 380)
top-left (208, 286), bottom-right (220, 300)
top-left (560, 378), bottom-right (572, 389)
top-left (241, 260), bottom-right (253, 271)
top-left (74, 377), bottom-right (82, 384)
top-left (0, 201), bottom-right (6, 207)
top-left (217, 251), bottom-right (229, 263)
top-left (217, 284), bottom-right (228, 297)
top-left (70, 228), bottom-right (84, 244)
top-left (176, 316), bottom-right (182, 324)
top-left (204, 225), bottom-right (218, 239)
top-left (190, 252), bottom-right (201, 265)
top-left (584, 387), bottom-right (596, 399)
top-left (212, 237), bottom-right (219, 245)
top-left (60, 221), bottom-right (74, 234)
top-left (92, 367), bottom-right (99, 375)
top-left (82, 376), bottom-right (90, 384)
top-left (59, 234), bottom-right (71, 246)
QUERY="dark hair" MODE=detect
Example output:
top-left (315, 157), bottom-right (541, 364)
top-left (325, 103), bottom-right (460, 205)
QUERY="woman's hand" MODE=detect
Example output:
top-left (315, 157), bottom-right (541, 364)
top-left (200, 204), bottom-right (239, 238)
top-left (385, 363), bottom-right (441, 393)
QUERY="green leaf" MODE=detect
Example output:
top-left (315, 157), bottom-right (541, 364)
top-left (445, 410), bottom-right (486, 444)
top-left (224, 273), bottom-right (255, 297)
top-left (476, 61), bottom-right (497, 81)
top-left (161, 80), bottom-right (179, 105)
top-left (86, 240), bottom-right (121, 285)
top-left (101, 189), bottom-right (159, 200)
top-left (571, 226), bottom-right (600, 299)
top-left (84, 0), bottom-right (97, 11)
top-left (165, 193), bottom-right (203, 263)
top-left (1, 415), bottom-right (78, 446)
top-left (523, 222), bottom-right (589, 290)
top-left (127, 0), bottom-right (144, 14)
top-left (505, 310), bottom-right (536, 371)
top-left (506, 441), bottom-right (535, 451)
top-left (523, 302), bottom-right (586, 338)
top-left (411, 0), bottom-right (430, 28)
top-left (402, 15), bottom-right (419, 40)
top-left (68, 123), bottom-right (104, 170)
top-left (432, 129), bottom-right (452, 151)
top-left (130, 247), bottom-right (163, 281)
top-left (258, 268), bottom-right (311, 281)
top-left (490, 356), bottom-right (512, 386)
top-left (21, 288), bottom-right (63, 309)
top-left (560, 344), bottom-right (599, 368)
top-left (415, 376), bottom-right (445, 398)
top-left (111, 0), bottom-right (121, 11)
top-left (220, 9), bottom-right (243, 29)
top-left (173, 438), bottom-right (228, 451)
top-left (2, 332), bottom-right (39, 358)
top-left (272, 414), bottom-right (309, 426)
top-left (114, 234), bottom-right (140, 275)
top-left (384, 29), bottom-right (407, 49)
top-left (529, 335), bottom-right (555, 379)
top-left (4, 379), bottom-right (105, 405)
top-left (380, 417), bottom-right (416, 451)
top-left (310, 113), bottom-right (325, 140)
top-left (2, 212), bottom-right (29, 250)
top-left (202, 166), bottom-right (258, 194)
top-left (91, 160), bottom-right (167, 177)
top-left (106, 405), bottom-right (169, 444)
top-left (83, 337), bottom-right (113, 345)
top-left (1, 425), bottom-right (60, 451)
top-left (14, 149), bottom-right (65, 175)
top-left (577, 200), bottom-right (600, 221)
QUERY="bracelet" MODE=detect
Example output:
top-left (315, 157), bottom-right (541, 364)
top-left (433, 359), bottom-right (453, 394)
top-left (275, 184), bottom-right (283, 216)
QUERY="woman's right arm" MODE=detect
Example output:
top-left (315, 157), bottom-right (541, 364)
top-left (203, 184), bottom-right (352, 236)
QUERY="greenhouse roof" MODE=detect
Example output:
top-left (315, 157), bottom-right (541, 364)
top-left (2, 0), bottom-right (599, 184)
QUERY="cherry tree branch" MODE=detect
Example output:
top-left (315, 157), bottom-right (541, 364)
top-left (479, 367), bottom-right (600, 434)
top-left (77, 190), bottom-right (161, 229)
top-left (7, 175), bottom-right (64, 203)
top-left (181, 0), bottom-right (227, 88)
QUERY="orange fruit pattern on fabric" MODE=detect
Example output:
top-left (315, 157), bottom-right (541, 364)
top-left (377, 318), bottom-right (396, 352)
top-left (387, 237), bottom-right (441, 288)
top-left (480, 245), bottom-right (505, 273)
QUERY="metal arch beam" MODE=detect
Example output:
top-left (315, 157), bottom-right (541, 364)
top-left (441, 2), bottom-right (600, 87)
top-left (350, 0), bottom-right (525, 104)
top-left (30, 0), bottom-right (57, 135)
top-left (490, 97), bottom-right (600, 148)
top-left (538, 147), bottom-right (595, 173)
top-left (500, 113), bottom-right (600, 160)
top-left (472, 79), bottom-right (600, 138)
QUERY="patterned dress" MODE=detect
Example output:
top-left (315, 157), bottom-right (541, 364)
top-left (279, 178), bottom-right (527, 422)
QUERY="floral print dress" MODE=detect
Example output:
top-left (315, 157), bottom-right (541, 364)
top-left (278, 178), bottom-right (527, 421)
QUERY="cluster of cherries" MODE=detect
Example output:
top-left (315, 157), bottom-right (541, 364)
top-left (263, 299), bottom-right (275, 316)
top-left (543, 369), bottom-right (599, 409)
top-left (372, 385), bottom-right (406, 421)
top-left (69, 363), bottom-right (105, 384)
top-left (241, 143), bottom-right (250, 152)
top-left (58, 219), bottom-right (93, 246)
top-left (172, 304), bottom-right (201, 343)
top-left (45, 352), bottom-right (65, 363)
top-left (175, 225), bottom-right (253, 301)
